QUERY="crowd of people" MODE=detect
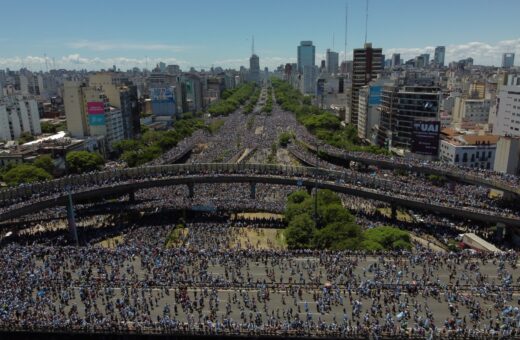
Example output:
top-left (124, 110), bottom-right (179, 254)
top-left (0, 89), bottom-right (520, 338)
top-left (0, 216), bottom-right (519, 337)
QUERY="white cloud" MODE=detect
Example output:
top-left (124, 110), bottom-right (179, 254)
top-left (1, 38), bottom-right (518, 71)
top-left (385, 38), bottom-right (520, 66)
top-left (68, 40), bottom-right (190, 52)
top-left (0, 54), bottom-right (187, 70)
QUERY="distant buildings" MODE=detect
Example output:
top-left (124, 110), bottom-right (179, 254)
top-left (297, 41), bottom-right (315, 74)
top-left (434, 46), bottom-right (445, 67)
top-left (502, 53), bottom-right (515, 68)
top-left (249, 54), bottom-right (260, 83)
top-left (391, 53), bottom-right (401, 68)
top-left (0, 96), bottom-right (41, 141)
top-left (326, 49), bottom-right (339, 74)
top-left (350, 43), bottom-right (383, 125)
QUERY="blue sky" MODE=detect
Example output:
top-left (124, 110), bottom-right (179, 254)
top-left (0, 0), bottom-right (518, 70)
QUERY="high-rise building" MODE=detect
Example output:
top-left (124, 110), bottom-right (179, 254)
top-left (391, 53), bottom-right (401, 68)
top-left (63, 79), bottom-right (134, 151)
top-left (421, 54), bottom-right (430, 66)
top-left (434, 46), bottom-right (445, 67)
top-left (249, 54), bottom-right (260, 83)
top-left (378, 85), bottom-right (440, 150)
top-left (297, 41), bottom-right (315, 74)
top-left (89, 73), bottom-right (140, 139)
top-left (0, 96), bottom-right (41, 141)
top-left (302, 65), bottom-right (317, 94)
top-left (357, 78), bottom-right (386, 141)
top-left (502, 53), bottom-right (515, 68)
top-left (166, 65), bottom-right (181, 75)
top-left (350, 43), bottom-right (383, 125)
top-left (493, 85), bottom-right (520, 137)
top-left (326, 49), bottom-right (339, 74)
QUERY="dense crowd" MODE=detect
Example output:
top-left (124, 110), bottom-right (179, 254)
top-left (0, 217), bottom-right (519, 337)
top-left (1, 88), bottom-right (520, 338)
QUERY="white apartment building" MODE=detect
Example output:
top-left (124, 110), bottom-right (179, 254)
top-left (439, 132), bottom-right (498, 170)
top-left (0, 96), bottom-right (41, 141)
top-left (493, 85), bottom-right (520, 137)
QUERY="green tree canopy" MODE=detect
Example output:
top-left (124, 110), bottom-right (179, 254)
top-left (33, 154), bottom-right (54, 174)
top-left (3, 164), bottom-right (52, 186)
top-left (285, 214), bottom-right (316, 249)
top-left (66, 151), bottom-right (105, 174)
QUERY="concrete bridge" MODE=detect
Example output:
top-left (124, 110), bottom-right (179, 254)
top-left (297, 140), bottom-right (520, 197)
top-left (0, 163), bottom-right (519, 227)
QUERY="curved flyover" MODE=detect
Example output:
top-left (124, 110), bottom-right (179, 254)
top-left (297, 140), bottom-right (520, 196)
top-left (0, 163), bottom-right (519, 227)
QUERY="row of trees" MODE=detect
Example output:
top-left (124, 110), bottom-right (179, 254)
top-left (208, 83), bottom-right (257, 116)
top-left (284, 189), bottom-right (411, 251)
top-left (271, 79), bottom-right (389, 155)
top-left (243, 87), bottom-right (261, 114)
top-left (1, 151), bottom-right (105, 186)
top-left (113, 114), bottom-right (205, 167)
top-left (262, 86), bottom-right (273, 113)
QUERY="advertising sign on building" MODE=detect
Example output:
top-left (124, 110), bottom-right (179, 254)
top-left (150, 87), bottom-right (176, 116)
top-left (87, 101), bottom-right (105, 126)
top-left (411, 120), bottom-right (440, 156)
top-left (87, 102), bottom-right (105, 114)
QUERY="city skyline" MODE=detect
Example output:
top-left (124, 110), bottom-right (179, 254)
top-left (1, 0), bottom-right (519, 71)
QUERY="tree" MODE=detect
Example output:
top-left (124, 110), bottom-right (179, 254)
top-left (362, 226), bottom-right (411, 250)
top-left (112, 139), bottom-right (141, 154)
top-left (3, 164), bottom-right (52, 186)
top-left (66, 151), bottom-right (105, 174)
top-left (33, 155), bottom-right (54, 174)
top-left (313, 222), bottom-right (362, 249)
top-left (41, 122), bottom-right (57, 134)
top-left (285, 214), bottom-right (316, 249)
top-left (18, 132), bottom-right (34, 144)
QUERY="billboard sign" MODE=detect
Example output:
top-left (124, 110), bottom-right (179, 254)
top-left (87, 101), bottom-right (105, 126)
top-left (87, 102), bottom-right (104, 115)
top-left (88, 115), bottom-right (106, 126)
top-left (411, 120), bottom-right (440, 156)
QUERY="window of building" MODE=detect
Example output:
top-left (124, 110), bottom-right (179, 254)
top-left (462, 153), bottom-right (467, 162)
top-left (455, 154), bottom-right (459, 162)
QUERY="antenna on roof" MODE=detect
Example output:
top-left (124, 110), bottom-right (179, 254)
top-left (364, 0), bottom-right (369, 45)
top-left (252, 35), bottom-right (255, 55)
top-left (332, 32), bottom-right (335, 51)
top-left (344, 2), bottom-right (348, 63)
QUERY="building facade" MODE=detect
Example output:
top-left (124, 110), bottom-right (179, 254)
top-left (297, 41), bottom-right (315, 74)
top-left (0, 96), bottom-right (41, 141)
top-left (378, 85), bottom-right (440, 150)
top-left (493, 85), bottom-right (520, 137)
top-left (502, 53), bottom-right (515, 68)
top-left (326, 49), bottom-right (339, 74)
top-left (350, 43), bottom-right (383, 126)
top-left (439, 133), bottom-right (498, 169)
top-left (434, 46), bottom-right (445, 67)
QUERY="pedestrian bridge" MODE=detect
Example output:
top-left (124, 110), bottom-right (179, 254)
top-left (0, 163), bottom-right (519, 227)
